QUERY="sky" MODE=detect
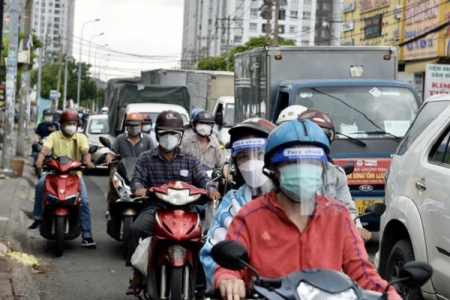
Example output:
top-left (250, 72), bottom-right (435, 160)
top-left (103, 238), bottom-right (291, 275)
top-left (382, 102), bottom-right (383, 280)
top-left (73, 0), bottom-right (185, 81)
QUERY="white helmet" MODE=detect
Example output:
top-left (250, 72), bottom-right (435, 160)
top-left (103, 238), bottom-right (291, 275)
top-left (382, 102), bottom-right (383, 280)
top-left (276, 105), bottom-right (309, 125)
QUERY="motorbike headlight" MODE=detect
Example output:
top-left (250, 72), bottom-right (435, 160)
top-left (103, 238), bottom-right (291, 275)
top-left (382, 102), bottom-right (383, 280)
top-left (297, 282), bottom-right (358, 300)
top-left (155, 188), bottom-right (201, 206)
top-left (46, 193), bottom-right (59, 204)
top-left (64, 193), bottom-right (78, 205)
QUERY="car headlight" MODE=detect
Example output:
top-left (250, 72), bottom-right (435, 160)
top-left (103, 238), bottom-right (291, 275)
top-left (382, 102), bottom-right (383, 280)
top-left (46, 193), bottom-right (59, 204)
top-left (297, 281), bottom-right (358, 300)
top-left (155, 188), bottom-right (201, 206)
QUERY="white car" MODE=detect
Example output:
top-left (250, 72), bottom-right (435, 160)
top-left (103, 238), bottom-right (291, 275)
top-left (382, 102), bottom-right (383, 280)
top-left (375, 94), bottom-right (450, 299)
top-left (82, 114), bottom-right (110, 168)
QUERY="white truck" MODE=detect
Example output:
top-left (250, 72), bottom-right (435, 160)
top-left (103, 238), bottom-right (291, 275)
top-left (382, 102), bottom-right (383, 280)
top-left (234, 45), bottom-right (422, 231)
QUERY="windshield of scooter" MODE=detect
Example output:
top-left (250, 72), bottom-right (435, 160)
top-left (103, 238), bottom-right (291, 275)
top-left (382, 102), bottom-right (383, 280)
top-left (294, 86), bottom-right (419, 138)
top-left (117, 157), bottom-right (138, 185)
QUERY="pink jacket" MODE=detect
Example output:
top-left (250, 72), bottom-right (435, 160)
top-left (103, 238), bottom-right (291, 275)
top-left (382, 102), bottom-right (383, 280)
top-left (214, 191), bottom-right (400, 299)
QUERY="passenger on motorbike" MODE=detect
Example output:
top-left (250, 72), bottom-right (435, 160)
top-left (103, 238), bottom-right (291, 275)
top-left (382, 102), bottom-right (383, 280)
top-left (28, 108), bottom-right (97, 248)
top-left (125, 110), bottom-right (221, 296)
top-left (200, 118), bottom-right (276, 285)
top-left (297, 108), bottom-right (372, 242)
top-left (141, 114), bottom-right (158, 147)
top-left (105, 112), bottom-right (157, 164)
top-left (214, 119), bottom-right (401, 300)
top-left (33, 108), bottom-right (60, 164)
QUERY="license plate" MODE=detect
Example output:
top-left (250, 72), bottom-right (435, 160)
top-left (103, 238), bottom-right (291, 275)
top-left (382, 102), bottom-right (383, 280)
top-left (355, 199), bottom-right (384, 215)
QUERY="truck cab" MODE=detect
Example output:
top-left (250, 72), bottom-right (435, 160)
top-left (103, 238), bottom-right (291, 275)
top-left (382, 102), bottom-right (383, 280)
top-left (212, 96), bottom-right (234, 149)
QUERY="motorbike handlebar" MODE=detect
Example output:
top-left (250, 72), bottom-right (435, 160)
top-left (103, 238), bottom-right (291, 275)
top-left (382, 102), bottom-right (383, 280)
top-left (204, 288), bottom-right (261, 300)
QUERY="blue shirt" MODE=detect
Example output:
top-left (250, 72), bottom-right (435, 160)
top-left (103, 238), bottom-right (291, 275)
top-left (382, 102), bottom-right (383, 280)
top-left (35, 122), bottom-right (60, 139)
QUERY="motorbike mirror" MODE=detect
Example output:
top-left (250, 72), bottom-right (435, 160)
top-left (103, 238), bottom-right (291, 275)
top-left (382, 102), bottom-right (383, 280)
top-left (211, 240), bottom-right (249, 271)
top-left (99, 136), bottom-right (112, 149)
top-left (89, 145), bottom-right (99, 154)
top-left (364, 203), bottom-right (386, 217)
top-left (212, 169), bottom-right (223, 180)
top-left (398, 261), bottom-right (433, 289)
top-left (341, 163), bottom-right (354, 175)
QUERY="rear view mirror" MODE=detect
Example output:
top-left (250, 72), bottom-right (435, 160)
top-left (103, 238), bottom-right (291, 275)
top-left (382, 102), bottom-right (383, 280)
top-left (211, 240), bottom-right (249, 271)
top-left (212, 169), bottom-right (223, 180)
top-left (89, 145), bottom-right (98, 154)
top-left (364, 203), bottom-right (386, 217)
top-left (215, 112), bottom-right (223, 126)
top-left (341, 163), bottom-right (354, 175)
top-left (398, 261), bottom-right (433, 289)
top-left (99, 136), bottom-right (112, 149)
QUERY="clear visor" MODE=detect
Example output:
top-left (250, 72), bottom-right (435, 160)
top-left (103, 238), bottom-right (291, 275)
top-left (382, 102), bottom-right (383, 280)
top-left (272, 147), bottom-right (332, 215)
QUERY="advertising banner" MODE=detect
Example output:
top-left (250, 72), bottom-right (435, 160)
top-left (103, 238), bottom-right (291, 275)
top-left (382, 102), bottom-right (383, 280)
top-left (424, 64), bottom-right (450, 99)
top-left (334, 158), bottom-right (391, 185)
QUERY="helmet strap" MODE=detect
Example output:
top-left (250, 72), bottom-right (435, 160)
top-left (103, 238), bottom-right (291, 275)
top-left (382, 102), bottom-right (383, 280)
top-left (262, 168), bottom-right (281, 192)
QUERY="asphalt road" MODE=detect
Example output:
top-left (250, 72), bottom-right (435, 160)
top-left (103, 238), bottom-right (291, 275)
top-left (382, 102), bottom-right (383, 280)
top-left (27, 173), bottom-right (380, 299)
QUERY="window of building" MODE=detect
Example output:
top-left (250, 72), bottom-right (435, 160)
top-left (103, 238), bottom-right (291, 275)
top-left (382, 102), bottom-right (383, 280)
top-left (55, 10), bottom-right (60, 14)
top-left (249, 23), bottom-right (257, 32)
top-left (55, 3), bottom-right (60, 8)
top-left (234, 36), bottom-right (242, 43)
top-left (304, 0), bottom-right (312, 3)
top-left (54, 24), bottom-right (59, 28)
top-left (236, 21), bottom-right (243, 28)
top-left (301, 40), bottom-right (309, 45)
top-left (303, 11), bottom-right (311, 19)
top-left (292, 0), bottom-right (298, 2)
top-left (49, 2), bottom-right (53, 6)
top-left (262, 24), bottom-right (267, 33)
top-left (250, 8), bottom-right (258, 16)
top-left (279, 10), bottom-right (286, 20)
top-left (48, 9), bottom-right (52, 13)
top-left (208, 19), bottom-right (212, 25)
top-left (291, 11), bottom-right (298, 18)
top-left (289, 25), bottom-right (297, 33)
top-left (54, 17), bottom-right (60, 22)
top-left (323, 3), bottom-right (331, 10)
top-left (278, 25), bottom-right (285, 33)
top-left (54, 30), bottom-right (58, 35)
top-left (302, 26), bottom-right (311, 32)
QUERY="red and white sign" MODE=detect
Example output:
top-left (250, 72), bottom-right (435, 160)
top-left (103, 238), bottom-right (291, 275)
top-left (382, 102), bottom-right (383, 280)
top-left (424, 64), bottom-right (450, 100)
top-left (334, 158), bottom-right (391, 185)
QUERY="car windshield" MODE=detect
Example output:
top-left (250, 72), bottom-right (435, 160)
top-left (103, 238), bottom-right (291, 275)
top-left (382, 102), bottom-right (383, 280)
top-left (89, 118), bottom-right (109, 134)
top-left (294, 86), bottom-right (419, 138)
top-left (223, 103), bottom-right (235, 127)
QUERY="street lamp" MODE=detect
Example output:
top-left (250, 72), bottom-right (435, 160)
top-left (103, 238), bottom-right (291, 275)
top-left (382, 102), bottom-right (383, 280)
top-left (97, 54), bottom-right (110, 78)
top-left (87, 33), bottom-right (104, 66)
top-left (94, 44), bottom-right (108, 78)
top-left (76, 18), bottom-right (100, 107)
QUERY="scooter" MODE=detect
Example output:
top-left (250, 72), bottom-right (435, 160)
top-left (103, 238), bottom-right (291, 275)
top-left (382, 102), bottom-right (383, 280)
top-left (97, 136), bottom-right (144, 258)
top-left (38, 146), bottom-right (98, 257)
top-left (142, 180), bottom-right (214, 300)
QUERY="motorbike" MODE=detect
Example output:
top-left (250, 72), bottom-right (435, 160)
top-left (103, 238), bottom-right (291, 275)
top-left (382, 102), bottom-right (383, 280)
top-left (141, 179), bottom-right (219, 300)
top-left (97, 136), bottom-right (144, 258)
top-left (38, 145), bottom-right (98, 257)
top-left (207, 239), bottom-right (433, 300)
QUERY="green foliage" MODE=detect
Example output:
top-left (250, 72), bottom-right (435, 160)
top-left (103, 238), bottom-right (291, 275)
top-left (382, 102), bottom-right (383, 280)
top-left (197, 36), bottom-right (296, 71)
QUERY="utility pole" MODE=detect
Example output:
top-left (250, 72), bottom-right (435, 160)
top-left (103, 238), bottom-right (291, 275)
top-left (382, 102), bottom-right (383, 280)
top-left (63, 53), bottom-right (68, 109)
top-left (273, 0), bottom-right (280, 46)
top-left (1, 0), bottom-right (19, 172)
top-left (226, 16), bottom-right (230, 71)
top-left (56, 35), bottom-right (64, 110)
top-left (36, 47), bottom-right (42, 123)
top-left (16, 0), bottom-right (32, 156)
top-left (264, 2), bottom-right (272, 45)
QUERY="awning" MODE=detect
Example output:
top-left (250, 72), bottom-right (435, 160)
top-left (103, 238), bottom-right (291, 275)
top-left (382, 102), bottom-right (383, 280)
top-left (405, 59), bottom-right (438, 73)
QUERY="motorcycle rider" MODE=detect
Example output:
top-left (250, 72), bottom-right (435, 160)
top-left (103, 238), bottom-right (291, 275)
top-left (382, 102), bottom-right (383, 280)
top-left (28, 108), bottom-right (97, 248)
top-left (126, 110), bottom-right (221, 296)
top-left (33, 108), bottom-right (60, 164)
top-left (181, 110), bottom-right (227, 170)
top-left (297, 108), bottom-right (372, 242)
top-left (141, 113), bottom-right (158, 146)
top-left (214, 119), bottom-right (401, 300)
top-left (275, 105), bottom-right (308, 125)
top-left (105, 112), bottom-right (156, 164)
top-left (200, 118), bottom-right (276, 285)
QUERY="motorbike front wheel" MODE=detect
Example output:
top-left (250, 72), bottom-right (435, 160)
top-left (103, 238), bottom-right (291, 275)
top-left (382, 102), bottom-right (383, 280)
top-left (122, 216), bottom-right (133, 259)
top-left (55, 215), bottom-right (65, 257)
top-left (170, 266), bottom-right (183, 300)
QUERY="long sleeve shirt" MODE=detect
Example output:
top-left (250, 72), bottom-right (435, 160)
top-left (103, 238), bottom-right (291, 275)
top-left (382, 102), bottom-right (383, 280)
top-left (214, 191), bottom-right (401, 300)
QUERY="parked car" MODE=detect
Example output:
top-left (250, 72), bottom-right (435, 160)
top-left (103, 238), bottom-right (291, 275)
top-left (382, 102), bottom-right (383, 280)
top-left (82, 114), bottom-right (110, 171)
top-left (375, 94), bottom-right (450, 299)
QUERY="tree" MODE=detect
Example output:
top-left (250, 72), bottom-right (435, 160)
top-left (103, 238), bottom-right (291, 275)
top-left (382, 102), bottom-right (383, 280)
top-left (197, 36), bottom-right (296, 71)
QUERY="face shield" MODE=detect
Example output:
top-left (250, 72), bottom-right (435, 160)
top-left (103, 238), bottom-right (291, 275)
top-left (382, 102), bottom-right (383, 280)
top-left (271, 146), bottom-right (331, 215)
top-left (232, 138), bottom-right (274, 196)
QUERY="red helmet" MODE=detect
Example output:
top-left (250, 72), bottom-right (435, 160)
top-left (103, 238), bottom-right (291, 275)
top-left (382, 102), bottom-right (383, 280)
top-left (125, 112), bottom-right (144, 125)
top-left (228, 118), bottom-right (276, 145)
top-left (298, 109), bottom-right (335, 142)
top-left (59, 108), bottom-right (79, 123)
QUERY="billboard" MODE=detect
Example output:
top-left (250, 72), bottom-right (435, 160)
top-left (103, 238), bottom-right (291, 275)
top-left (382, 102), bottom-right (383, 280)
top-left (424, 64), bottom-right (450, 99)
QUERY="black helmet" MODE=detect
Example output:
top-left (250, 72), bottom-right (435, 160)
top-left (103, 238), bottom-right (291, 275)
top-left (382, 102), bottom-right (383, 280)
top-left (229, 118), bottom-right (276, 145)
top-left (193, 111), bottom-right (215, 125)
top-left (155, 110), bottom-right (184, 135)
top-left (43, 108), bottom-right (53, 115)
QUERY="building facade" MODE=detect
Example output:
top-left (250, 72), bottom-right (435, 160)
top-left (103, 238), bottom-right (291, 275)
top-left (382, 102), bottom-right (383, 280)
top-left (181, 0), bottom-right (341, 69)
top-left (31, 0), bottom-right (75, 63)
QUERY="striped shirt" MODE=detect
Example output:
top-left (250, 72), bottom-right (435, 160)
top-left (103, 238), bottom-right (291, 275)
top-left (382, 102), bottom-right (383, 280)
top-left (181, 135), bottom-right (227, 169)
top-left (130, 147), bottom-right (217, 199)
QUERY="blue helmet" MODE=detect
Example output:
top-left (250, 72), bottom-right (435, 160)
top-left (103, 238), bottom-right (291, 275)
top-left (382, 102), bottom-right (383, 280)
top-left (264, 119), bottom-right (330, 168)
top-left (190, 108), bottom-right (205, 127)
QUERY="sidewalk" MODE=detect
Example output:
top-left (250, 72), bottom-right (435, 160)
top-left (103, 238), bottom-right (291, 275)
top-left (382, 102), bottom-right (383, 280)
top-left (0, 123), bottom-right (40, 299)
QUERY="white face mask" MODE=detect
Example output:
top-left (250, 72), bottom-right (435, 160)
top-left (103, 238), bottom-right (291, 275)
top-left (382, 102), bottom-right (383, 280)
top-left (159, 133), bottom-right (181, 152)
top-left (142, 125), bottom-right (151, 132)
top-left (196, 124), bottom-right (211, 137)
top-left (64, 125), bottom-right (77, 136)
top-left (238, 160), bottom-right (269, 188)
top-left (44, 116), bottom-right (53, 122)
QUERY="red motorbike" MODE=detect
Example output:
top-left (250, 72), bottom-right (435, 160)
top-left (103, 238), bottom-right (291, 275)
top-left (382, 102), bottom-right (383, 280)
top-left (39, 153), bottom-right (95, 257)
top-left (144, 181), bottom-right (208, 300)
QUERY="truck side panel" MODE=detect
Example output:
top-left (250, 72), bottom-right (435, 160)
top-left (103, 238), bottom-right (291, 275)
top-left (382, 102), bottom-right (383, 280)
top-left (141, 69), bottom-right (187, 86)
top-left (208, 74), bottom-right (234, 113)
top-left (186, 72), bottom-right (211, 111)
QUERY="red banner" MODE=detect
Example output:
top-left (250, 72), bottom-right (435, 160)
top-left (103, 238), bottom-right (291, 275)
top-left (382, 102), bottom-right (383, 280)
top-left (334, 158), bottom-right (391, 185)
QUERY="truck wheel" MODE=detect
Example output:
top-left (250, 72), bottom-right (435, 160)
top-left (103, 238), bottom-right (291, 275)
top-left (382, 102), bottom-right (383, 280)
top-left (170, 266), bottom-right (183, 300)
top-left (122, 216), bottom-right (133, 259)
top-left (385, 239), bottom-right (423, 300)
top-left (55, 216), bottom-right (65, 257)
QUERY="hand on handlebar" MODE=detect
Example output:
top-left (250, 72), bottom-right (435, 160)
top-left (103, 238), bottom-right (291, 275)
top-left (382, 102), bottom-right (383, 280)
top-left (358, 228), bottom-right (372, 243)
top-left (105, 153), bottom-right (115, 164)
top-left (208, 191), bottom-right (221, 201)
top-left (219, 278), bottom-right (246, 300)
top-left (86, 161), bottom-right (95, 169)
top-left (135, 189), bottom-right (147, 198)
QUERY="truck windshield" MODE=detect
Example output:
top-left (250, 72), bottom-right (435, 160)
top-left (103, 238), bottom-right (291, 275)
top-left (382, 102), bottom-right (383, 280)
top-left (223, 103), bottom-right (235, 127)
top-left (294, 86), bottom-right (419, 138)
